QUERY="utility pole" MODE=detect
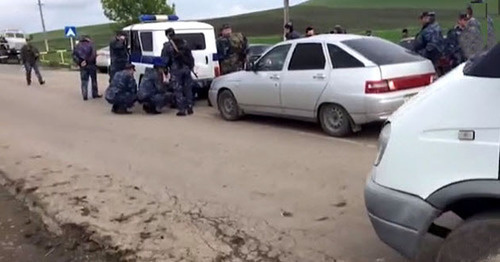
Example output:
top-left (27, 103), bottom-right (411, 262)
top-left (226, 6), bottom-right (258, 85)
top-left (284, 0), bottom-right (289, 40)
top-left (37, 0), bottom-right (49, 52)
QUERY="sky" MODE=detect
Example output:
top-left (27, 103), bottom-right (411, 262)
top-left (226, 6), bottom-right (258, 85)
top-left (0, 0), bottom-right (307, 33)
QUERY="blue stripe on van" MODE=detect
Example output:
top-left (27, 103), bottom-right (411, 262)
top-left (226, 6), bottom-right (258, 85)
top-left (130, 53), bottom-right (219, 65)
top-left (130, 54), bottom-right (164, 66)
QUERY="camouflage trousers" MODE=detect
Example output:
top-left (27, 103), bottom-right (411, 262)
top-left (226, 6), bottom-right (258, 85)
top-left (171, 67), bottom-right (194, 113)
top-left (109, 62), bottom-right (127, 83)
top-left (220, 58), bottom-right (244, 75)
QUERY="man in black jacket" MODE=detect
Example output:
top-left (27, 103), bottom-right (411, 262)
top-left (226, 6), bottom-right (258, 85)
top-left (20, 39), bottom-right (45, 86)
top-left (109, 32), bottom-right (129, 83)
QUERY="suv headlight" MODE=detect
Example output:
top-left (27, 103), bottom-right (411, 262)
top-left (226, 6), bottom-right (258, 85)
top-left (374, 123), bottom-right (391, 166)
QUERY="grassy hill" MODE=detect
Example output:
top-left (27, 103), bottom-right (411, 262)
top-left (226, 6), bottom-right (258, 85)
top-left (305, 0), bottom-right (474, 9)
top-left (31, 0), bottom-right (499, 54)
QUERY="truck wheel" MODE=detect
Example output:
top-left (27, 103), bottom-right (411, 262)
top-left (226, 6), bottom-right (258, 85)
top-left (436, 212), bottom-right (500, 262)
top-left (217, 90), bottom-right (242, 121)
top-left (319, 104), bottom-right (352, 137)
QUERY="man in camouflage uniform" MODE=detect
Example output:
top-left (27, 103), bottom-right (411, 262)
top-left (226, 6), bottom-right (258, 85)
top-left (137, 67), bottom-right (173, 114)
top-left (20, 38), bottom-right (45, 86)
top-left (413, 12), bottom-right (445, 70)
top-left (109, 31), bottom-right (129, 83)
top-left (73, 35), bottom-right (101, 100)
top-left (105, 63), bottom-right (137, 114)
top-left (216, 24), bottom-right (248, 75)
top-left (161, 28), bottom-right (195, 116)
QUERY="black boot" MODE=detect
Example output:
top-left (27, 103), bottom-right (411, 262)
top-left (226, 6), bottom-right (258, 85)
top-left (114, 106), bottom-right (132, 115)
top-left (187, 107), bottom-right (194, 115)
top-left (176, 111), bottom-right (187, 117)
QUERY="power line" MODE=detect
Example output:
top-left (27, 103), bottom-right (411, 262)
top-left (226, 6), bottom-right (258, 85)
top-left (37, 0), bottom-right (49, 51)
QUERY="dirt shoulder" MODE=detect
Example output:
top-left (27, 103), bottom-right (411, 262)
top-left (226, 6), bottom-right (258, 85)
top-left (0, 147), bottom-right (299, 262)
top-left (0, 182), bottom-right (119, 262)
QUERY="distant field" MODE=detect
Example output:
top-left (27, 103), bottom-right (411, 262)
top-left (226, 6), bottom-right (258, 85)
top-left (30, 0), bottom-right (499, 59)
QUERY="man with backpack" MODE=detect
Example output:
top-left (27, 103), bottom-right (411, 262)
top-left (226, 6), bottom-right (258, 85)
top-left (216, 24), bottom-right (248, 75)
top-left (161, 28), bottom-right (195, 116)
top-left (20, 38), bottom-right (45, 86)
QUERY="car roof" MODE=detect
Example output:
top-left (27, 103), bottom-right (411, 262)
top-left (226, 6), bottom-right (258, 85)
top-left (124, 21), bottom-right (214, 31)
top-left (284, 34), bottom-right (364, 44)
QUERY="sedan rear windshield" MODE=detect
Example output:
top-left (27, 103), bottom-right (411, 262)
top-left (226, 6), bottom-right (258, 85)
top-left (342, 38), bottom-right (425, 65)
top-left (463, 44), bottom-right (500, 78)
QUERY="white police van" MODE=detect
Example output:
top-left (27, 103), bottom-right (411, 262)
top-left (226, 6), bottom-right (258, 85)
top-left (122, 15), bottom-right (220, 93)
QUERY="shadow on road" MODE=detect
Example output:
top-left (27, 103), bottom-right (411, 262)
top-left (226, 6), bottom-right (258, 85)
top-left (234, 114), bottom-right (383, 143)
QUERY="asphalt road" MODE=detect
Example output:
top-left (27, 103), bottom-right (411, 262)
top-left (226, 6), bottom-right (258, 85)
top-left (0, 64), bottom-right (418, 261)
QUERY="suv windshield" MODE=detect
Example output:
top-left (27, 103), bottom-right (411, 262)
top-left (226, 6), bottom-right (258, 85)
top-left (342, 38), bottom-right (424, 65)
top-left (463, 44), bottom-right (500, 78)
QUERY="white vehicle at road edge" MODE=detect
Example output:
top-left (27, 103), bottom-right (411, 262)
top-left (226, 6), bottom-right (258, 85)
top-left (365, 44), bottom-right (500, 261)
top-left (209, 34), bottom-right (435, 137)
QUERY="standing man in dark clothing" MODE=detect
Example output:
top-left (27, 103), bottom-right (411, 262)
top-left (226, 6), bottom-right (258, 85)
top-left (284, 22), bottom-right (301, 40)
top-left (73, 35), bottom-right (101, 100)
top-left (413, 12), bottom-right (445, 70)
top-left (137, 67), bottom-right (172, 114)
top-left (109, 32), bottom-right (129, 83)
top-left (445, 13), bottom-right (468, 68)
top-left (161, 29), bottom-right (195, 116)
top-left (105, 63), bottom-right (137, 114)
top-left (20, 39), bottom-right (45, 86)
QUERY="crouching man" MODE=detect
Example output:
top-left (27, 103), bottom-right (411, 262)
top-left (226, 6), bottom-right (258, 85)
top-left (137, 66), bottom-right (173, 114)
top-left (105, 63), bottom-right (137, 114)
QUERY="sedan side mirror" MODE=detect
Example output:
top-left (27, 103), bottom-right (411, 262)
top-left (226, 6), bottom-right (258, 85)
top-left (246, 61), bottom-right (256, 71)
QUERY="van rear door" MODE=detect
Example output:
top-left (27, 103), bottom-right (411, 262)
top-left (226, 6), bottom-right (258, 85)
top-left (176, 30), bottom-right (217, 81)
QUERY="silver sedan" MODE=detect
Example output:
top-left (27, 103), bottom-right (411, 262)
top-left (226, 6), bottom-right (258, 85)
top-left (209, 35), bottom-right (435, 137)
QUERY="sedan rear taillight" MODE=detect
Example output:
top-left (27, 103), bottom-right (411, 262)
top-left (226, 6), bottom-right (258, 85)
top-left (365, 73), bottom-right (435, 94)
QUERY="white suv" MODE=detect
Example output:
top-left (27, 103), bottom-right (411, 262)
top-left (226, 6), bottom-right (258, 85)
top-left (365, 44), bottom-right (500, 262)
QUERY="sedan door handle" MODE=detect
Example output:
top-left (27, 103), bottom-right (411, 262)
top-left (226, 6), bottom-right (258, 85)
top-left (313, 74), bottom-right (326, 80)
top-left (270, 75), bottom-right (280, 80)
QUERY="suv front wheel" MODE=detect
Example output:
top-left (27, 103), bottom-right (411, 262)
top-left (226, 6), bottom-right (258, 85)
top-left (436, 212), bottom-right (500, 262)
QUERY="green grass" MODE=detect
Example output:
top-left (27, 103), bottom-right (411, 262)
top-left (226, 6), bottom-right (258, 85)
top-left (30, 0), bottom-right (499, 66)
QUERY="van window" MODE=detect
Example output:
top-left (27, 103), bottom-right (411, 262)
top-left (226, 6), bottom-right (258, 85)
top-left (130, 31), bottom-right (141, 54)
top-left (343, 38), bottom-right (424, 65)
top-left (140, 32), bottom-right (153, 52)
top-left (15, 33), bottom-right (24, 38)
top-left (328, 44), bottom-right (364, 69)
top-left (288, 43), bottom-right (326, 70)
top-left (463, 44), bottom-right (500, 78)
top-left (176, 33), bottom-right (206, 50)
top-left (5, 33), bottom-right (14, 38)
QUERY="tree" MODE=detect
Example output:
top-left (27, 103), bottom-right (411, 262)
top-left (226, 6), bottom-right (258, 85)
top-left (101, 0), bottom-right (174, 26)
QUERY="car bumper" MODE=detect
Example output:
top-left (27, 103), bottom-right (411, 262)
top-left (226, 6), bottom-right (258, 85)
top-left (360, 88), bottom-right (423, 124)
top-left (364, 172), bottom-right (440, 259)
